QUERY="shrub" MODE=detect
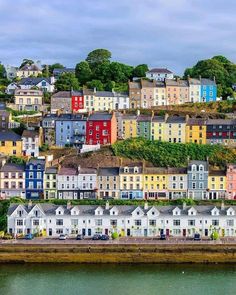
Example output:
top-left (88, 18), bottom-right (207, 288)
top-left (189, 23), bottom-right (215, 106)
top-left (211, 231), bottom-right (219, 240)
top-left (112, 232), bottom-right (119, 240)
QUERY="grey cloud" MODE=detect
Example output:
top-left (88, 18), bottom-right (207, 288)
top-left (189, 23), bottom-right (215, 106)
top-left (0, 0), bottom-right (235, 74)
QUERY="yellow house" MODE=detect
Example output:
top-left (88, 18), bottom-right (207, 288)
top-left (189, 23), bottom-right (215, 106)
top-left (14, 89), bottom-right (43, 112)
top-left (16, 63), bottom-right (42, 78)
top-left (0, 130), bottom-right (22, 157)
top-left (163, 116), bottom-right (187, 143)
top-left (93, 91), bottom-right (113, 111)
top-left (143, 167), bottom-right (168, 199)
top-left (186, 118), bottom-right (207, 144)
top-left (121, 114), bottom-right (137, 139)
top-left (44, 167), bottom-right (58, 199)
top-left (119, 165), bottom-right (143, 199)
top-left (208, 170), bottom-right (226, 199)
top-left (150, 116), bottom-right (166, 141)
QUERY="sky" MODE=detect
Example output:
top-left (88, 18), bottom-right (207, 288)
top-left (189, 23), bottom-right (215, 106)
top-left (0, 0), bottom-right (236, 75)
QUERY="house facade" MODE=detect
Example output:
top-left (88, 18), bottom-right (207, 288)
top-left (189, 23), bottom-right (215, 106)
top-left (186, 118), bottom-right (207, 144)
top-left (86, 112), bottom-right (117, 145)
top-left (0, 130), bottom-right (22, 156)
top-left (44, 167), bottom-right (57, 199)
top-left (187, 160), bottom-right (209, 200)
top-left (128, 81), bottom-right (141, 109)
top-left (226, 164), bottom-right (236, 199)
top-left (18, 77), bottom-right (54, 93)
top-left (8, 203), bottom-right (236, 238)
top-left (25, 159), bottom-right (45, 199)
top-left (42, 114), bottom-right (57, 146)
top-left (22, 129), bottom-right (41, 157)
top-left (97, 167), bottom-right (120, 199)
top-left (51, 91), bottom-right (71, 113)
top-left (71, 91), bottom-right (84, 112)
top-left (14, 89), bottom-right (43, 111)
top-left (146, 68), bottom-right (174, 81)
top-left (0, 163), bottom-right (25, 199)
top-left (200, 78), bottom-right (217, 102)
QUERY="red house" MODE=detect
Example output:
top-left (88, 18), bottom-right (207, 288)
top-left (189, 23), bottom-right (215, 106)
top-left (86, 112), bottom-right (117, 145)
top-left (71, 91), bottom-right (84, 112)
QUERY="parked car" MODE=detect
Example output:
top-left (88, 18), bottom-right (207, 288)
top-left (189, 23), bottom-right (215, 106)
top-left (194, 233), bottom-right (201, 241)
top-left (101, 234), bottom-right (109, 240)
top-left (25, 234), bottom-right (34, 240)
top-left (92, 234), bottom-right (101, 240)
top-left (59, 234), bottom-right (66, 240)
top-left (76, 234), bottom-right (84, 240)
top-left (160, 234), bottom-right (166, 240)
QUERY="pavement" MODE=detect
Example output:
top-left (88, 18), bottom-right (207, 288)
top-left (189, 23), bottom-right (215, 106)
top-left (1, 237), bottom-right (236, 245)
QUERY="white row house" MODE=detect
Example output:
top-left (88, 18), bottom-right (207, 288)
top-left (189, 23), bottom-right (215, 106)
top-left (7, 202), bottom-right (236, 238)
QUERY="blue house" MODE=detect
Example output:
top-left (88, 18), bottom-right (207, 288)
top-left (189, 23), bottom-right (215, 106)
top-left (25, 159), bottom-right (45, 199)
top-left (200, 78), bottom-right (217, 102)
top-left (55, 114), bottom-right (87, 147)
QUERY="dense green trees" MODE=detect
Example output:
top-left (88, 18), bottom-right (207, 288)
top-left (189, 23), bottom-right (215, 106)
top-left (74, 48), bottom-right (147, 91)
top-left (184, 55), bottom-right (236, 98)
top-left (112, 138), bottom-right (236, 168)
top-left (55, 73), bottom-right (80, 91)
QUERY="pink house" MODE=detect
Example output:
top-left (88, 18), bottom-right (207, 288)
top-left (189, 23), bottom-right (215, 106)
top-left (226, 164), bottom-right (236, 199)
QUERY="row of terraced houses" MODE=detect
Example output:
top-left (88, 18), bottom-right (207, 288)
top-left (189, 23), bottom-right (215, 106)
top-left (1, 159), bottom-right (236, 200)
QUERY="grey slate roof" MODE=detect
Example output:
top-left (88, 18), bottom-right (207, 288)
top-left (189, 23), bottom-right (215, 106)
top-left (206, 119), bottom-right (236, 125)
top-left (98, 167), bottom-right (120, 176)
top-left (88, 113), bottom-right (112, 121)
top-left (19, 77), bottom-right (51, 86)
top-left (22, 130), bottom-right (39, 138)
top-left (8, 203), bottom-right (235, 217)
top-left (0, 130), bottom-right (21, 141)
top-left (45, 167), bottom-right (58, 174)
top-left (51, 91), bottom-right (71, 98)
top-left (0, 163), bottom-right (25, 172)
top-left (201, 78), bottom-right (216, 86)
top-left (148, 68), bottom-right (173, 74)
top-left (166, 116), bottom-right (186, 124)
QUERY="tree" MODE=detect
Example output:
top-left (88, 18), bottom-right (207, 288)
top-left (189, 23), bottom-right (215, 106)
top-left (184, 55), bottom-right (236, 99)
top-left (20, 59), bottom-right (34, 68)
top-left (86, 49), bottom-right (111, 69)
top-left (86, 79), bottom-right (104, 91)
top-left (0, 64), bottom-right (6, 78)
top-left (112, 232), bottom-right (119, 239)
top-left (75, 61), bottom-right (92, 85)
top-left (48, 63), bottom-right (64, 75)
top-left (109, 62), bottom-right (133, 83)
top-left (133, 64), bottom-right (149, 77)
top-left (55, 73), bottom-right (80, 91)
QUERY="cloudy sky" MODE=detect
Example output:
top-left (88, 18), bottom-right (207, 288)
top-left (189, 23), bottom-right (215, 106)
top-left (0, 0), bottom-right (235, 74)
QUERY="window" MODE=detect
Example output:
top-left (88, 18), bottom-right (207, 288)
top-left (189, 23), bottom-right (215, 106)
top-left (16, 219), bottom-right (23, 226)
top-left (188, 220), bottom-right (195, 226)
top-left (134, 219), bottom-right (141, 226)
top-left (149, 220), bottom-right (156, 226)
top-left (56, 219), bottom-right (63, 225)
top-left (212, 219), bottom-right (219, 226)
top-left (33, 219), bottom-right (39, 226)
top-left (173, 220), bottom-right (180, 226)
top-left (95, 219), bottom-right (102, 226)
top-left (227, 219), bottom-right (234, 226)
top-left (110, 220), bottom-right (117, 226)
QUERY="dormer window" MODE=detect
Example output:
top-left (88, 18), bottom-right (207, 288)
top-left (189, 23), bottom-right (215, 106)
top-left (137, 211), bottom-right (140, 215)
top-left (134, 167), bottom-right (139, 173)
top-left (152, 211), bottom-right (155, 215)
top-left (192, 165), bottom-right (196, 171)
top-left (199, 165), bottom-right (204, 171)
top-left (124, 167), bottom-right (129, 173)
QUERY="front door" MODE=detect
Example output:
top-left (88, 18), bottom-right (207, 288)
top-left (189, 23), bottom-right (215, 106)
top-left (166, 229), bottom-right (170, 236)
top-left (205, 229), bottom-right (208, 237)
top-left (49, 228), bottom-right (52, 236)
top-left (105, 229), bottom-right (108, 235)
top-left (82, 228), bottom-right (86, 236)
top-left (183, 229), bottom-right (186, 237)
top-left (144, 229), bottom-right (148, 237)
top-left (127, 229), bottom-right (130, 236)
top-left (88, 229), bottom-right (91, 236)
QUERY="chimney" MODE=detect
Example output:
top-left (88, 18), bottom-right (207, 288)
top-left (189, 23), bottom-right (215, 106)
top-left (199, 75), bottom-right (202, 82)
top-left (221, 201), bottom-right (225, 211)
top-left (67, 200), bottom-right (71, 210)
top-left (213, 76), bottom-right (216, 83)
top-left (164, 113), bottom-right (169, 121)
top-left (144, 201), bottom-right (148, 210)
top-left (183, 202), bottom-right (186, 210)
top-left (151, 110), bottom-right (154, 118)
top-left (93, 87), bottom-right (96, 93)
top-left (105, 200), bottom-right (109, 210)
top-left (119, 157), bottom-right (123, 167)
top-left (78, 165), bottom-right (81, 173)
top-left (136, 109), bottom-right (140, 116)
top-left (28, 200), bottom-right (33, 209)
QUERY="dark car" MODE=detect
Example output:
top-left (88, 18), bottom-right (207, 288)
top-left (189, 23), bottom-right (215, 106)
top-left (25, 234), bottom-right (34, 240)
top-left (160, 234), bottom-right (166, 240)
top-left (101, 234), bottom-right (109, 240)
top-left (76, 234), bottom-right (84, 240)
top-left (92, 234), bottom-right (101, 240)
top-left (193, 233), bottom-right (201, 241)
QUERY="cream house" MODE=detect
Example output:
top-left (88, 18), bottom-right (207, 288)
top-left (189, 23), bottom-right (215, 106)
top-left (14, 89), bottom-right (43, 111)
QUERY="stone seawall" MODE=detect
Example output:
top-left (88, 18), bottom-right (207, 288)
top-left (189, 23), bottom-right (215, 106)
top-left (0, 243), bottom-right (236, 263)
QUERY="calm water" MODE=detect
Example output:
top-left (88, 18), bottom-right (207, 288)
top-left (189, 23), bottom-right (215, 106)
top-left (0, 264), bottom-right (236, 295)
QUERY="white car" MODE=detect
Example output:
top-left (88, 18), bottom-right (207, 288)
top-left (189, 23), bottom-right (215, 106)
top-left (59, 234), bottom-right (66, 240)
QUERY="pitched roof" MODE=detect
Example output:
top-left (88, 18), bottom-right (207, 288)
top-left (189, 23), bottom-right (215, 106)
top-left (187, 118), bottom-right (207, 126)
top-left (51, 91), bottom-right (71, 98)
top-left (166, 116), bottom-right (186, 123)
top-left (88, 112), bottom-right (112, 121)
top-left (0, 163), bottom-right (25, 172)
top-left (148, 68), bottom-right (173, 74)
top-left (58, 167), bottom-right (77, 175)
top-left (22, 130), bottom-right (39, 138)
top-left (201, 78), bottom-right (216, 86)
top-left (0, 130), bottom-right (21, 141)
top-left (19, 64), bottom-right (41, 71)
top-left (98, 167), bottom-right (120, 176)
top-left (206, 119), bottom-right (236, 125)
top-left (19, 77), bottom-right (51, 86)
